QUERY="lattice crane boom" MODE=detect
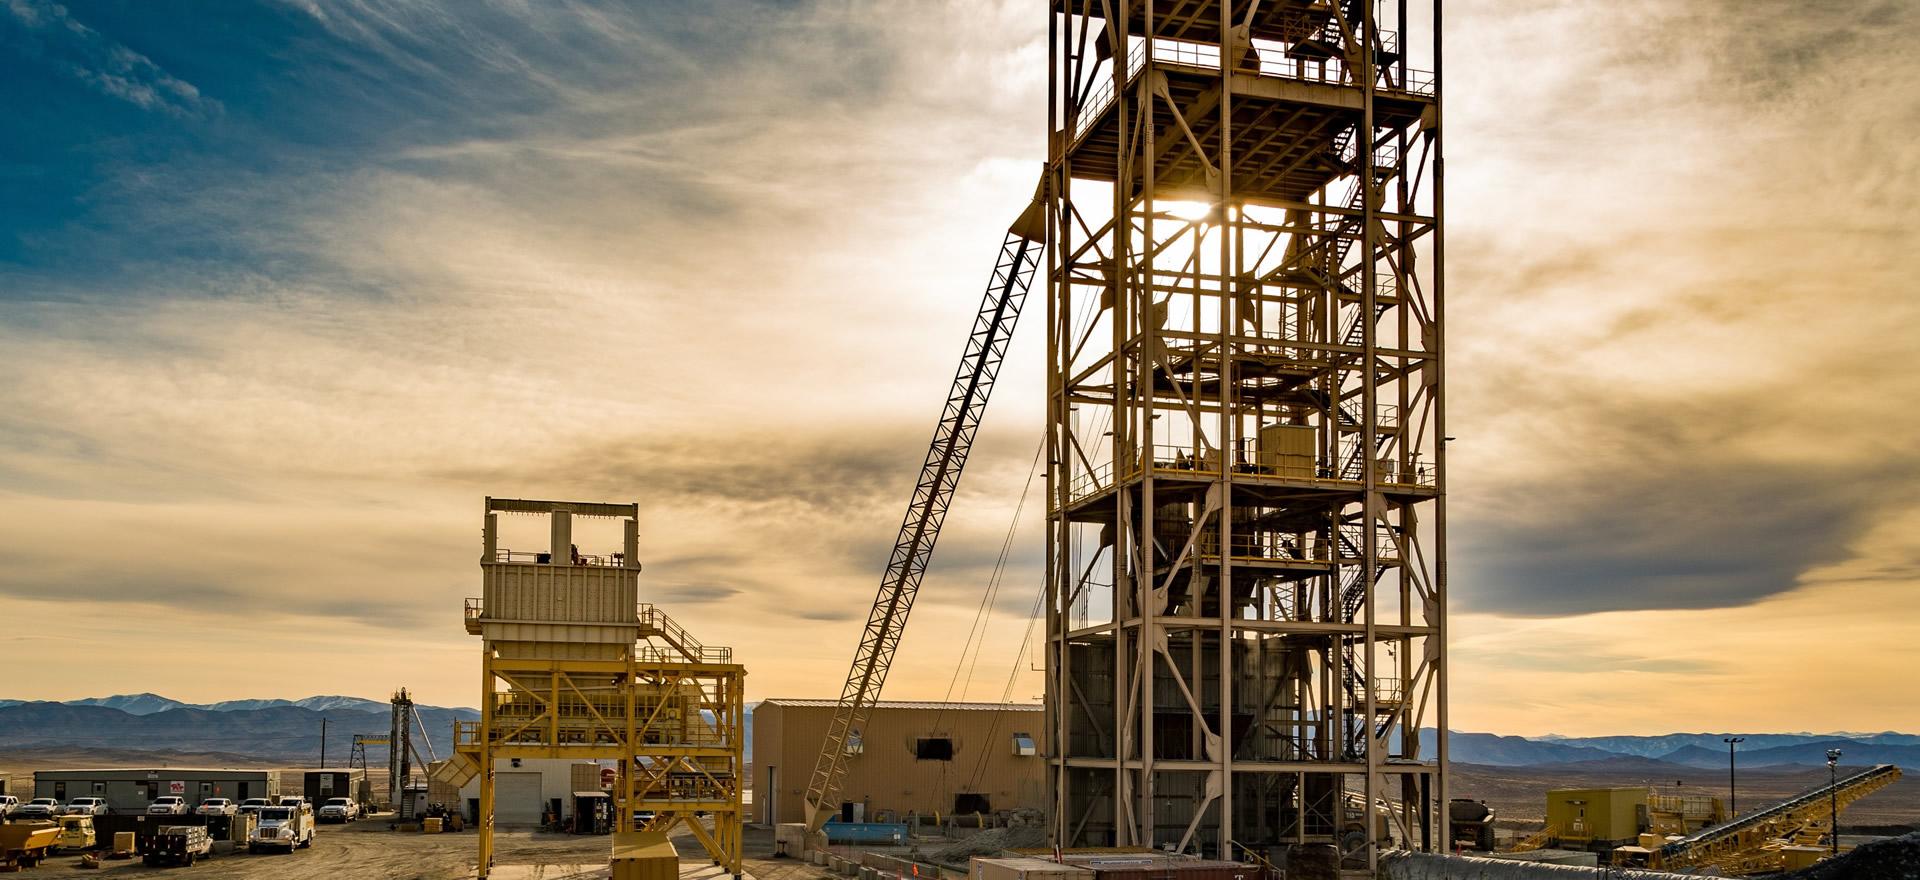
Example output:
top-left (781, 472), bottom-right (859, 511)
top-left (803, 194), bottom-right (1045, 830)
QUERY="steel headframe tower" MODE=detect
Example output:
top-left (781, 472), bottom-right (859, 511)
top-left (1041, 0), bottom-right (1447, 869)
top-left (390, 690), bottom-right (416, 819)
top-left (441, 498), bottom-right (747, 879)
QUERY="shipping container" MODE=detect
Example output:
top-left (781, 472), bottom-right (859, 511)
top-left (569, 762), bottom-right (607, 794)
top-left (822, 821), bottom-right (908, 844)
top-left (1546, 787), bottom-right (1644, 847)
top-left (1085, 859), bottom-right (1264, 880)
top-left (971, 857), bottom-right (1094, 880)
top-left (303, 768), bottom-right (370, 804)
top-left (611, 830), bottom-right (679, 880)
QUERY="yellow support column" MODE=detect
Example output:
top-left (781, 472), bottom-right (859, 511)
top-left (478, 651), bottom-right (496, 878)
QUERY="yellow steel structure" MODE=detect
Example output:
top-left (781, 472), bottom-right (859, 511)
top-left (1611, 764), bottom-right (1902, 876)
top-left (1506, 824), bottom-right (1558, 854)
top-left (440, 498), bottom-right (746, 879)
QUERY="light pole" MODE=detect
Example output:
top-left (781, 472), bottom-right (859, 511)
top-left (1827, 748), bottom-right (1843, 856)
top-left (1724, 737), bottom-right (1743, 817)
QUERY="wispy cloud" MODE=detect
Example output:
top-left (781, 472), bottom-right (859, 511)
top-left (1446, 0), bottom-right (1920, 623)
top-left (3, 0), bottom-right (219, 117)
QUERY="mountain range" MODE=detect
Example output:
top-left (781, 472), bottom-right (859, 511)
top-left (0, 693), bottom-right (467, 716)
top-left (1431, 730), bottom-right (1920, 769)
top-left (0, 694), bottom-right (1909, 772)
top-left (0, 697), bottom-right (480, 764)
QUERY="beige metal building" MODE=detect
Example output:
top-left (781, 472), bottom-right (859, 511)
top-left (755, 699), bottom-right (1044, 825)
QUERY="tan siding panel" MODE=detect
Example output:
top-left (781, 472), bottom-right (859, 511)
top-left (757, 701), bottom-right (1045, 824)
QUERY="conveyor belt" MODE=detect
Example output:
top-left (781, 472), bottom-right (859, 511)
top-left (1658, 763), bottom-right (1901, 863)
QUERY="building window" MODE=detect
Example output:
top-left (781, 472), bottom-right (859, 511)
top-left (845, 730), bottom-right (864, 756)
top-left (954, 793), bottom-right (991, 814)
top-left (93, 782), bottom-right (105, 794)
top-left (1012, 733), bottom-right (1036, 756)
top-left (914, 738), bottom-right (954, 761)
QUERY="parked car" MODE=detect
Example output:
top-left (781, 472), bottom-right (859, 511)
top-left (317, 797), bottom-right (361, 823)
top-left (54, 815), bottom-right (95, 853)
top-left (15, 798), bottom-right (59, 819)
top-left (195, 797), bottom-right (236, 816)
top-left (146, 796), bottom-right (188, 815)
top-left (62, 797), bottom-right (110, 816)
top-left (237, 797), bottom-right (273, 817)
top-left (248, 806), bottom-right (313, 853)
top-left (0, 796), bottom-right (18, 818)
top-left (139, 825), bottom-right (210, 867)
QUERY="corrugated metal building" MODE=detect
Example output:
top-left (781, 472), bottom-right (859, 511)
top-left (34, 768), bottom-right (279, 813)
top-left (753, 699), bottom-right (1045, 825)
top-left (455, 758), bottom-right (610, 826)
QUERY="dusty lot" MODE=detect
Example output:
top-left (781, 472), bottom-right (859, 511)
top-left (20, 816), bottom-right (841, 880)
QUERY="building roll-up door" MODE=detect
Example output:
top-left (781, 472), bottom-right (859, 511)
top-left (495, 772), bottom-right (543, 826)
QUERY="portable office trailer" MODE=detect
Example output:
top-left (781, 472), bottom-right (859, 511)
top-left (34, 769), bottom-right (278, 814)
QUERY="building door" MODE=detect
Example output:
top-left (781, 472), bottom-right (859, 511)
top-left (764, 767), bottom-right (775, 825)
top-left (494, 772), bottom-right (542, 826)
top-left (238, 782), bottom-right (250, 801)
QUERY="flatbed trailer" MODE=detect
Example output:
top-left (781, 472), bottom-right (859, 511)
top-left (138, 824), bottom-right (212, 867)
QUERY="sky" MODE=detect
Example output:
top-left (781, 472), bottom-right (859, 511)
top-left (2, 0), bottom-right (1917, 738)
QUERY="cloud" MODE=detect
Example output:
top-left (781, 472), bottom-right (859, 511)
top-left (1444, 0), bottom-right (1920, 619)
top-left (0, 0), bottom-right (1049, 707)
top-left (2, 0), bottom-right (1916, 735)
top-left (2, 0), bottom-right (219, 117)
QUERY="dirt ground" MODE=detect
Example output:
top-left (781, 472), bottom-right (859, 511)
top-left (18, 815), bottom-right (849, 880)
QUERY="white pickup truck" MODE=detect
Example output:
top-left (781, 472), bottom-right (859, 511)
top-left (249, 804), bottom-right (314, 852)
top-left (317, 797), bottom-right (362, 823)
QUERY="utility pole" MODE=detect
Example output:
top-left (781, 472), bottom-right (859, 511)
top-left (321, 718), bottom-right (329, 767)
top-left (1827, 748), bottom-right (1842, 855)
top-left (1723, 737), bottom-right (1743, 816)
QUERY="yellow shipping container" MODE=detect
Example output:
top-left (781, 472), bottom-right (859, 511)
top-left (611, 830), bottom-right (678, 880)
top-left (1547, 788), bottom-right (1645, 845)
